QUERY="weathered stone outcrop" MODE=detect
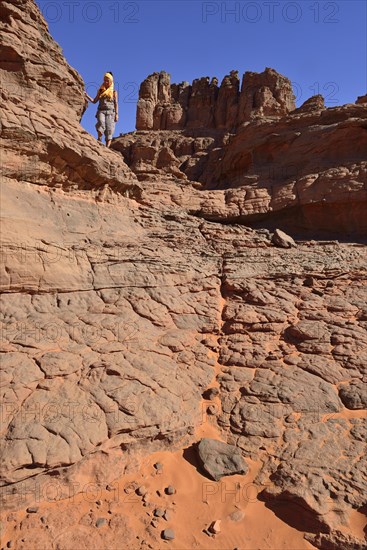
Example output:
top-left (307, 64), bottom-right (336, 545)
top-left (196, 438), bottom-right (248, 480)
top-left (121, 69), bottom-right (367, 237)
top-left (238, 68), bottom-right (296, 120)
top-left (136, 67), bottom-right (295, 131)
top-left (115, 101), bottom-right (367, 235)
top-left (305, 531), bottom-right (367, 550)
top-left (217, 243), bottom-right (367, 535)
top-left (1, 2), bottom-right (366, 549)
top-left (293, 94), bottom-right (325, 113)
top-left (356, 94), bottom-right (367, 104)
top-left (0, 0), bottom-right (139, 195)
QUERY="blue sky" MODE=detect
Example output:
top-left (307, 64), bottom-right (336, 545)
top-left (35, 0), bottom-right (366, 137)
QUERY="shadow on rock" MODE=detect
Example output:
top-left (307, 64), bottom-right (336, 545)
top-left (258, 492), bottom-right (330, 535)
top-left (182, 444), bottom-right (204, 475)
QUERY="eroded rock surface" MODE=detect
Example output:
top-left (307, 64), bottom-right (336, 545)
top-left (115, 79), bottom-right (367, 235)
top-left (136, 67), bottom-right (295, 131)
top-left (305, 531), bottom-right (367, 550)
top-left (197, 438), bottom-right (248, 481)
top-left (0, 0), bottom-right (138, 196)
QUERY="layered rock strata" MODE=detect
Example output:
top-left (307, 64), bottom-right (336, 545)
top-left (0, 0), bottom-right (138, 196)
top-left (115, 69), bottom-right (367, 236)
top-left (115, 100), bottom-right (367, 235)
top-left (136, 68), bottom-right (296, 131)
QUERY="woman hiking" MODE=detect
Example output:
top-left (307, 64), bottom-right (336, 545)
top-left (85, 72), bottom-right (119, 148)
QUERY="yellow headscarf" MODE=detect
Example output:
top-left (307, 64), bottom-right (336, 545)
top-left (99, 72), bottom-right (114, 100)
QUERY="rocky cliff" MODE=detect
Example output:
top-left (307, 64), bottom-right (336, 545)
top-left (115, 70), bottom-right (367, 236)
top-left (0, 1), bottom-right (366, 549)
top-left (136, 68), bottom-right (295, 131)
top-left (0, 0), bottom-right (138, 195)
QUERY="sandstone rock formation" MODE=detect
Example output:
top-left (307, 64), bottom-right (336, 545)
top-left (116, 73), bottom-right (367, 236)
top-left (356, 94), bottom-right (367, 105)
top-left (293, 94), bottom-right (325, 113)
top-left (0, 0), bottom-right (139, 196)
top-left (136, 67), bottom-right (295, 131)
top-left (196, 438), bottom-right (248, 481)
top-left (0, 1), bottom-right (366, 550)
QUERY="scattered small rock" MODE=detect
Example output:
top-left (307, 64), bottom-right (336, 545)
top-left (206, 404), bottom-right (217, 415)
top-left (95, 517), bottom-right (107, 528)
top-left (125, 482), bottom-right (138, 494)
top-left (208, 519), bottom-right (221, 534)
top-left (40, 516), bottom-right (47, 524)
top-left (136, 485), bottom-right (148, 496)
top-left (161, 529), bottom-right (175, 541)
top-left (7, 541), bottom-right (14, 549)
top-left (153, 462), bottom-right (163, 472)
top-left (312, 289), bottom-right (324, 297)
top-left (271, 228), bottom-right (296, 248)
top-left (165, 485), bottom-right (176, 495)
top-left (303, 276), bottom-right (314, 287)
top-left (154, 508), bottom-right (165, 517)
top-left (229, 510), bottom-right (244, 522)
top-left (163, 509), bottom-right (171, 521)
top-left (95, 500), bottom-right (102, 506)
top-left (26, 507), bottom-right (39, 514)
top-left (202, 387), bottom-right (219, 400)
top-left (151, 518), bottom-right (159, 528)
